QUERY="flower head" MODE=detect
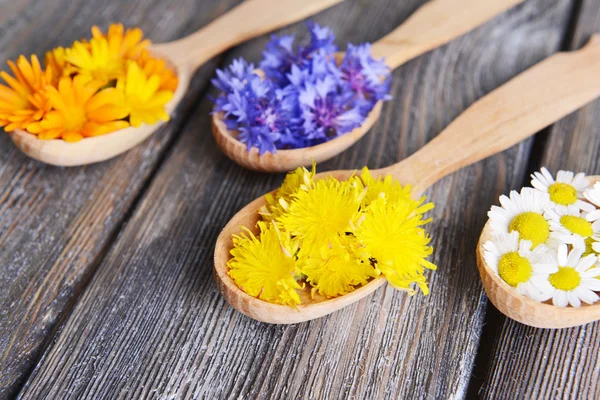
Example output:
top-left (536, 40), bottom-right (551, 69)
top-left (542, 244), bottom-right (600, 307)
top-left (28, 75), bottom-right (129, 141)
top-left (297, 75), bottom-right (362, 142)
top-left (279, 177), bottom-right (363, 255)
top-left (355, 195), bottom-right (436, 295)
top-left (259, 163), bottom-right (316, 221)
top-left (484, 231), bottom-right (555, 301)
top-left (213, 59), bottom-right (297, 154)
top-left (228, 221), bottom-right (302, 307)
top-left (45, 47), bottom-right (72, 84)
top-left (117, 62), bottom-right (173, 127)
top-left (545, 206), bottom-right (600, 252)
top-left (531, 167), bottom-right (594, 213)
top-left (355, 167), bottom-right (414, 206)
top-left (135, 49), bottom-right (178, 92)
top-left (91, 23), bottom-right (150, 60)
top-left (65, 38), bottom-right (125, 82)
top-left (300, 235), bottom-right (377, 298)
top-left (260, 21), bottom-right (337, 87)
top-left (0, 55), bottom-right (54, 131)
top-left (340, 43), bottom-right (391, 113)
top-left (65, 24), bottom-right (150, 83)
top-left (488, 188), bottom-right (551, 248)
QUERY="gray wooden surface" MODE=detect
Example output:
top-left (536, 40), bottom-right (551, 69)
top-left (0, 0), bottom-right (598, 399)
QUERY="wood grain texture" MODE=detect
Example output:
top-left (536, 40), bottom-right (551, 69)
top-left (481, 1), bottom-right (600, 398)
top-left (0, 0), bottom-right (245, 396)
top-left (17, 1), bottom-right (574, 399)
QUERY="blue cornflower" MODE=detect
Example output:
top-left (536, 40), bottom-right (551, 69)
top-left (297, 75), bottom-right (363, 142)
top-left (340, 43), bottom-right (392, 114)
top-left (260, 35), bottom-right (300, 86)
top-left (211, 22), bottom-right (392, 154)
top-left (212, 64), bottom-right (296, 155)
top-left (300, 21), bottom-right (337, 56)
top-left (261, 21), bottom-right (338, 86)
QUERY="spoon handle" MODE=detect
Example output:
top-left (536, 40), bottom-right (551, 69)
top-left (154, 0), bottom-right (343, 70)
top-left (382, 35), bottom-right (600, 194)
top-left (370, 0), bottom-right (524, 70)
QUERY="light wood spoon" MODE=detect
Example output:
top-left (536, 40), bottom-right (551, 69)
top-left (7, 0), bottom-right (344, 166)
top-left (212, 0), bottom-right (526, 172)
top-left (476, 176), bottom-right (600, 329)
top-left (214, 35), bottom-right (600, 324)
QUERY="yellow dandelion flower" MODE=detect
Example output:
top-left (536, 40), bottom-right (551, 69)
top-left (92, 23), bottom-right (150, 60)
top-left (0, 55), bottom-right (52, 131)
top-left (260, 163), bottom-right (315, 221)
top-left (28, 75), bottom-right (129, 142)
top-left (117, 62), bottom-right (173, 127)
top-left (228, 221), bottom-right (302, 307)
top-left (357, 167), bottom-right (414, 206)
top-left (65, 38), bottom-right (126, 82)
top-left (356, 196), bottom-right (436, 295)
top-left (135, 49), bottom-right (178, 92)
top-left (300, 235), bottom-right (377, 298)
top-left (279, 177), bottom-right (362, 255)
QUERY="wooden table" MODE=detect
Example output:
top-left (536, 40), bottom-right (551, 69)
top-left (1, 0), bottom-right (599, 398)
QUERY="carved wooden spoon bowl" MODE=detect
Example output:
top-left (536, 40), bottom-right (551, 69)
top-left (214, 36), bottom-right (600, 323)
top-left (6, 0), bottom-right (344, 166)
top-left (212, 0), bottom-right (525, 172)
top-left (476, 176), bottom-right (600, 329)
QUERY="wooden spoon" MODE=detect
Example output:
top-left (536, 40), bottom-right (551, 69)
top-left (7, 0), bottom-right (344, 166)
top-left (212, 0), bottom-right (526, 172)
top-left (214, 35), bottom-right (600, 324)
top-left (476, 176), bottom-right (600, 329)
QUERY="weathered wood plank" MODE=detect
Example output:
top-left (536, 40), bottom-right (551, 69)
top-left (0, 0), bottom-right (245, 396)
top-left (481, 1), bottom-right (600, 398)
top-left (18, 0), bottom-right (573, 398)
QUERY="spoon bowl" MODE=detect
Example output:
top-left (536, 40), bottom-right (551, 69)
top-left (212, 0), bottom-right (526, 172)
top-left (476, 176), bottom-right (600, 329)
top-left (212, 102), bottom-right (382, 172)
top-left (214, 169), bottom-right (388, 324)
top-left (214, 37), bottom-right (600, 324)
top-left (8, 53), bottom-right (190, 167)
top-left (5, 0), bottom-right (345, 166)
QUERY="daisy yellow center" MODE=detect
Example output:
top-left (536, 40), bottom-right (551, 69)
top-left (548, 183), bottom-right (577, 205)
top-left (583, 237), bottom-right (599, 257)
top-left (508, 212), bottom-right (549, 247)
top-left (560, 215), bottom-right (593, 238)
top-left (497, 251), bottom-right (532, 287)
top-left (549, 266), bottom-right (581, 291)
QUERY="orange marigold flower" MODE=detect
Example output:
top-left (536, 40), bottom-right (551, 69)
top-left (45, 47), bottom-right (75, 83)
top-left (28, 75), bottom-right (129, 142)
top-left (135, 49), bottom-right (178, 92)
top-left (91, 23), bottom-right (150, 60)
top-left (0, 55), bottom-right (52, 131)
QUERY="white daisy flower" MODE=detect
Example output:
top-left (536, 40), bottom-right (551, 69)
top-left (488, 188), bottom-right (551, 248)
top-left (584, 182), bottom-right (600, 219)
top-left (530, 167), bottom-right (594, 212)
top-left (483, 231), bottom-right (556, 302)
top-left (545, 206), bottom-right (600, 252)
top-left (543, 244), bottom-right (600, 308)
